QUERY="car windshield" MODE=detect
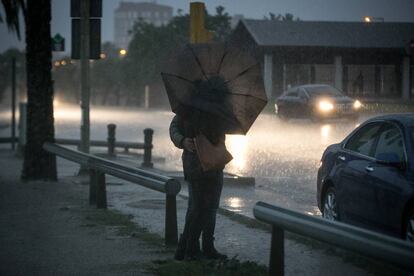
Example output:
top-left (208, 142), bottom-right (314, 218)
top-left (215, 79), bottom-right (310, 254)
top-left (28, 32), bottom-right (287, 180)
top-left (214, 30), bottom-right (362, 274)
top-left (305, 86), bottom-right (344, 98)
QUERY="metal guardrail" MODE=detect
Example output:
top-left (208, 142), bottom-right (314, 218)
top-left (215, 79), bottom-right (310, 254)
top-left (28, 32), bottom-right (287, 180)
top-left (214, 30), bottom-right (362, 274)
top-left (55, 138), bottom-right (143, 149)
top-left (10, 104), bottom-right (153, 167)
top-left (43, 142), bottom-right (181, 245)
top-left (55, 125), bottom-right (154, 168)
top-left (253, 201), bottom-right (414, 275)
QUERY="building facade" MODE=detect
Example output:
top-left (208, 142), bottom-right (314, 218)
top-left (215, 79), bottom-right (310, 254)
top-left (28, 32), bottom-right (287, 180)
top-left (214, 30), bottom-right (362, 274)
top-left (114, 1), bottom-right (173, 50)
top-left (231, 20), bottom-right (414, 100)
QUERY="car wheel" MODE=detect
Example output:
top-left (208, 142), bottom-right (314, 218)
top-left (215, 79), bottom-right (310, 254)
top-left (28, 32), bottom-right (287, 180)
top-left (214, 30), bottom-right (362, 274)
top-left (403, 207), bottom-right (414, 243)
top-left (322, 187), bottom-right (339, 221)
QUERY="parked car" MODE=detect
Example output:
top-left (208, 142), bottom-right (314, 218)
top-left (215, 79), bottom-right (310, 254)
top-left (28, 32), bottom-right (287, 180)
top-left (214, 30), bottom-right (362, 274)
top-left (275, 84), bottom-right (362, 121)
top-left (317, 114), bottom-right (414, 242)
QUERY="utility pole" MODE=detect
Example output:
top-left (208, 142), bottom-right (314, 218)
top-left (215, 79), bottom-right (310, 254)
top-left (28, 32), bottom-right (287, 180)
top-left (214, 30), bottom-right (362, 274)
top-left (80, 0), bottom-right (90, 156)
top-left (11, 57), bottom-right (16, 150)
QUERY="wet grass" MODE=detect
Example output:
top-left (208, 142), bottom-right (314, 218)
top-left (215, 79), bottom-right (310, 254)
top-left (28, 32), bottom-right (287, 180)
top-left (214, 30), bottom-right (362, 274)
top-left (148, 257), bottom-right (267, 276)
top-left (81, 206), bottom-right (268, 275)
top-left (83, 208), bottom-right (167, 247)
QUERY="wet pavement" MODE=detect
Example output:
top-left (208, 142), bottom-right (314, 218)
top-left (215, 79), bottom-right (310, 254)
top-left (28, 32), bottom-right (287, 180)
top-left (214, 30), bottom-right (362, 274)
top-left (0, 105), bottom-right (409, 275)
top-left (11, 104), bottom-right (376, 217)
top-left (55, 155), bottom-right (403, 276)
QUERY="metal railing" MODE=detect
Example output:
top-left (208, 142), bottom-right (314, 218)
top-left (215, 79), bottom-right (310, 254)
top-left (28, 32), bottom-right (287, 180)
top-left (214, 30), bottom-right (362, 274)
top-left (43, 142), bottom-right (181, 245)
top-left (253, 201), bottom-right (414, 275)
top-left (55, 125), bottom-right (154, 168)
top-left (5, 102), bottom-right (153, 167)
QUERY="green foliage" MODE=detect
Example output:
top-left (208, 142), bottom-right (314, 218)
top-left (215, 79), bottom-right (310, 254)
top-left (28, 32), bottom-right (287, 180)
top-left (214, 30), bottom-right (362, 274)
top-left (150, 257), bottom-right (267, 276)
top-left (49, 7), bottom-right (232, 106)
top-left (123, 6), bottom-right (232, 99)
top-left (264, 12), bottom-right (300, 21)
top-left (0, 0), bottom-right (26, 40)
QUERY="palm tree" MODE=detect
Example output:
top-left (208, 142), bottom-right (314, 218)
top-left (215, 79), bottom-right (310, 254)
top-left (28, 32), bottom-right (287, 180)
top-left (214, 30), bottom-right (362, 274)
top-left (1, 0), bottom-right (56, 180)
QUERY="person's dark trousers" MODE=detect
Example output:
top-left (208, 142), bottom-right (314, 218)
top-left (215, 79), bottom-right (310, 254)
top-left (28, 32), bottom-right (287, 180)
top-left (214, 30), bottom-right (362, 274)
top-left (174, 182), bottom-right (196, 260)
top-left (180, 171), bottom-right (223, 259)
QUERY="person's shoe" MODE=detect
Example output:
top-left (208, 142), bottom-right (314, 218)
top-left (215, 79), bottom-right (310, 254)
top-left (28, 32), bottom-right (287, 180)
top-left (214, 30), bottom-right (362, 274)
top-left (202, 247), bottom-right (227, 260)
top-left (202, 236), bottom-right (227, 260)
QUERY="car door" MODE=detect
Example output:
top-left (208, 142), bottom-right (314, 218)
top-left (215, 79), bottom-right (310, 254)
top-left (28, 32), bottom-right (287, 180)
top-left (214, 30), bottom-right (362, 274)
top-left (364, 122), bottom-right (412, 235)
top-left (284, 89), bottom-right (300, 117)
top-left (335, 122), bottom-right (383, 225)
top-left (297, 89), bottom-right (310, 117)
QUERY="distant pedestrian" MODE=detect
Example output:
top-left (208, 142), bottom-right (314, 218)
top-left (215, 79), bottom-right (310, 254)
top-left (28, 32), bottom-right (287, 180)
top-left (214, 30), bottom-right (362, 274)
top-left (169, 114), bottom-right (227, 261)
top-left (353, 71), bottom-right (364, 96)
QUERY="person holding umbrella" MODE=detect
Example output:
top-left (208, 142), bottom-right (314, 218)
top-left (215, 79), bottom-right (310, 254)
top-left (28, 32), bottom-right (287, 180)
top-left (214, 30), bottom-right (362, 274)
top-left (169, 112), bottom-right (228, 260)
top-left (163, 43), bottom-right (267, 261)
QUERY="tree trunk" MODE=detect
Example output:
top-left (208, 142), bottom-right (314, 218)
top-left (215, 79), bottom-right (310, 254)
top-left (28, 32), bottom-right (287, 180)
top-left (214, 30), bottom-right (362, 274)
top-left (22, 0), bottom-right (57, 180)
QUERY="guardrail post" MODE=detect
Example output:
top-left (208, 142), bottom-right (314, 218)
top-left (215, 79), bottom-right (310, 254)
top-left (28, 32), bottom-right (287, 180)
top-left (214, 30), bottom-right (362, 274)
top-left (142, 128), bottom-right (153, 168)
top-left (107, 124), bottom-right (116, 157)
top-left (89, 169), bottom-right (97, 205)
top-left (96, 172), bottom-right (107, 209)
top-left (269, 226), bottom-right (284, 276)
top-left (165, 194), bottom-right (178, 245)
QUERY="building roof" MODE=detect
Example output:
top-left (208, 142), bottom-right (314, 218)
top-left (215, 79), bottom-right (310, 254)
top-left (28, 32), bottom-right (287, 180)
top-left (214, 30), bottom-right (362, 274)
top-left (115, 1), bottom-right (173, 12)
top-left (240, 19), bottom-right (414, 49)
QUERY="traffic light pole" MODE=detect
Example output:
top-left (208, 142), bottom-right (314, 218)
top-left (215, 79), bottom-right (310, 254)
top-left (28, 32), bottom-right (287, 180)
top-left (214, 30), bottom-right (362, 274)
top-left (80, 0), bottom-right (90, 159)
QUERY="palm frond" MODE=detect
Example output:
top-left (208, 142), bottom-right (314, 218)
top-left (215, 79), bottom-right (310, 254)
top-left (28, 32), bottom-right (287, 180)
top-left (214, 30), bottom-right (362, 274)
top-left (0, 0), bottom-right (26, 40)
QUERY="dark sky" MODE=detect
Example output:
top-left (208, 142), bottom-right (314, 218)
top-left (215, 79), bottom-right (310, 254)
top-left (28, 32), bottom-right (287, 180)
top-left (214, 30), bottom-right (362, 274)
top-left (1, 0), bottom-right (414, 54)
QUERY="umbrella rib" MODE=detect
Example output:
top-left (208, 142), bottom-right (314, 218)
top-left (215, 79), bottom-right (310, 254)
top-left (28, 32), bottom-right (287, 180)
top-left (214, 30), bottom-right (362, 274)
top-left (224, 92), bottom-right (268, 102)
top-left (217, 49), bottom-right (228, 75)
top-left (186, 44), bottom-right (209, 81)
top-left (224, 63), bottom-right (259, 84)
top-left (161, 72), bottom-right (195, 84)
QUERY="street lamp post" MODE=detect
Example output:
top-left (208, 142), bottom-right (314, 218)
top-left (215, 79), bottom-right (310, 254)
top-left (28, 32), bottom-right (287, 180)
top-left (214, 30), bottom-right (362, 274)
top-left (80, 0), bottom-right (91, 157)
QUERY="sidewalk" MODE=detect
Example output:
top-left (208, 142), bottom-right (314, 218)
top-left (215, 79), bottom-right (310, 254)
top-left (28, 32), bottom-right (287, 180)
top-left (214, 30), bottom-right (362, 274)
top-left (0, 149), bottom-right (408, 276)
top-left (0, 149), bottom-right (171, 276)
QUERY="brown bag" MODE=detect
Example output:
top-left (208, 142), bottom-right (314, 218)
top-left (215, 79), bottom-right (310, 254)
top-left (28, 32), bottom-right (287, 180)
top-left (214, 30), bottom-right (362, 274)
top-left (194, 133), bottom-right (233, 172)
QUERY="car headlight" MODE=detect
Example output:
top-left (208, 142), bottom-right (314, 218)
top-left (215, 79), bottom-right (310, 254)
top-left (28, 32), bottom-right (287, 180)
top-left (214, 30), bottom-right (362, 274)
top-left (353, 100), bottom-right (362, 109)
top-left (318, 101), bottom-right (334, 112)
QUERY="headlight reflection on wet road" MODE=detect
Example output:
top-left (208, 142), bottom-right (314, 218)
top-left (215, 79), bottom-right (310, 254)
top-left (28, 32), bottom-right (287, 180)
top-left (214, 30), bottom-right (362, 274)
top-left (225, 197), bottom-right (245, 212)
top-left (320, 124), bottom-right (332, 145)
top-left (226, 134), bottom-right (248, 174)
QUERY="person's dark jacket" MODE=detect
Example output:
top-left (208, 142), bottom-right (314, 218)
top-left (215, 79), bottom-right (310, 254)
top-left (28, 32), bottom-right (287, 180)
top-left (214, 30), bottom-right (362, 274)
top-left (169, 114), bottom-right (225, 181)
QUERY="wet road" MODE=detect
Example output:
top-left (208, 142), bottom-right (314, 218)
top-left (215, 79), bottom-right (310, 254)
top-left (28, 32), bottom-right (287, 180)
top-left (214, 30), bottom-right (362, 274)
top-left (0, 104), bottom-right (376, 216)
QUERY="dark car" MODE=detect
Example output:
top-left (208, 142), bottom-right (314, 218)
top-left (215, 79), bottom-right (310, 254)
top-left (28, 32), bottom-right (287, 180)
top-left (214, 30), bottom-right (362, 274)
top-left (317, 114), bottom-right (414, 242)
top-left (275, 84), bottom-right (362, 121)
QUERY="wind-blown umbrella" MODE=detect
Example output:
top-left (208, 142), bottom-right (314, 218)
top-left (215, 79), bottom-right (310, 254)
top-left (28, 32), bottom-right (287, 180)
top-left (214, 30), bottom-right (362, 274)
top-left (161, 42), bottom-right (267, 135)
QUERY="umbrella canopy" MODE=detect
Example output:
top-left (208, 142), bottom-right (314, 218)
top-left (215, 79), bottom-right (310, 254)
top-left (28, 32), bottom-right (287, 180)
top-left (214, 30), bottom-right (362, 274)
top-left (161, 42), bottom-right (267, 135)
